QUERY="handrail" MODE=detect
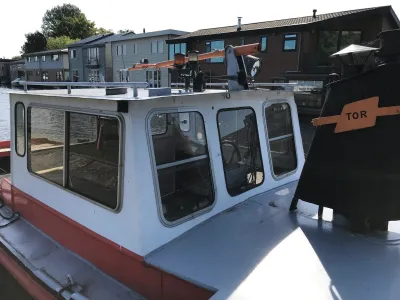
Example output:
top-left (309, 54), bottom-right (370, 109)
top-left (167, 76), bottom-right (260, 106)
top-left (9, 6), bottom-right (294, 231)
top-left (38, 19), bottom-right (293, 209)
top-left (170, 82), bottom-right (297, 89)
top-left (19, 81), bottom-right (148, 97)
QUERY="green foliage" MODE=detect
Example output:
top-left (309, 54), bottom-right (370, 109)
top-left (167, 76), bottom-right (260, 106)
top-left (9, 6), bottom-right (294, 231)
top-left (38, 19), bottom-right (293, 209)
top-left (95, 28), bottom-right (113, 34)
top-left (41, 4), bottom-right (96, 39)
top-left (21, 31), bottom-right (47, 54)
top-left (47, 36), bottom-right (79, 50)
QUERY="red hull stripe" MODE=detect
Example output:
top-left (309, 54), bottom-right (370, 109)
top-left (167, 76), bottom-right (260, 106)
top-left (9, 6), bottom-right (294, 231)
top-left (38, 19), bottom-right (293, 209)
top-left (0, 245), bottom-right (55, 300)
top-left (0, 179), bottom-right (215, 300)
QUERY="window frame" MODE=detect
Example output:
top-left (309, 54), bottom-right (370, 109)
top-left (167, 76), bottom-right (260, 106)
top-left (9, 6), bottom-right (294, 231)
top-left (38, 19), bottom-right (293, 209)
top-left (263, 101), bottom-right (298, 180)
top-left (216, 106), bottom-right (265, 197)
top-left (146, 108), bottom-right (216, 227)
top-left (260, 36), bottom-right (268, 52)
top-left (42, 56), bottom-right (46, 62)
top-left (283, 33), bottom-right (298, 52)
top-left (205, 40), bottom-right (225, 63)
top-left (70, 49), bottom-right (77, 59)
top-left (26, 104), bottom-right (125, 213)
top-left (14, 102), bottom-right (26, 157)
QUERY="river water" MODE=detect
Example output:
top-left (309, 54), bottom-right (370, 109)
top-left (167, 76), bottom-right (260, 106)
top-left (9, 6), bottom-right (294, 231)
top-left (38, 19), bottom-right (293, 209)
top-left (0, 88), bottom-right (11, 141)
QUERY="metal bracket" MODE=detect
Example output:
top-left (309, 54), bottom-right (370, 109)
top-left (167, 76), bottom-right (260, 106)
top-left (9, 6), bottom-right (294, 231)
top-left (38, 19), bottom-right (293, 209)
top-left (224, 46), bottom-right (244, 92)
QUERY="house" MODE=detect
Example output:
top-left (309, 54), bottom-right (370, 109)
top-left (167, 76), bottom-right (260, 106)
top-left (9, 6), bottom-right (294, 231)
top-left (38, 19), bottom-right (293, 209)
top-left (24, 49), bottom-right (69, 82)
top-left (67, 33), bottom-right (114, 82)
top-left (9, 59), bottom-right (25, 83)
top-left (0, 59), bottom-right (13, 85)
top-left (168, 5), bottom-right (400, 114)
top-left (110, 29), bottom-right (188, 87)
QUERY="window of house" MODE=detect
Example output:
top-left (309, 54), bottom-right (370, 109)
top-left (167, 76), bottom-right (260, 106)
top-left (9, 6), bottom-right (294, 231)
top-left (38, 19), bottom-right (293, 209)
top-left (52, 54), bottom-right (59, 61)
top-left (27, 107), bottom-right (122, 210)
top-left (260, 36), bottom-right (268, 52)
top-left (56, 71), bottom-right (63, 82)
top-left (318, 31), bottom-right (361, 64)
top-left (28, 107), bottom-right (65, 185)
top-left (146, 70), bottom-right (161, 87)
top-left (133, 43), bottom-right (137, 55)
top-left (217, 108), bottom-right (264, 196)
top-left (157, 41), bottom-right (164, 53)
top-left (36, 70), bottom-right (40, 76)
top-left (265, 103), bottom-right (297, 176)
top-left (70, 49), bottom-right (77, 59)
top-left (15, 103), bottom-right (25, 157)
top-left (42, 56), bottom-right (46, 62)
top-left (150, 111), bottom-right (214, 223)
top-left (117, 44), bottom-right (127, 56)
top-left (340, 31), bottom-right (362, 49)
top-left (72, 70), bottom-right (79, 82)
top-left (151, 41), bottom-right (157, 53)
top-left (168, 43), bottom-right (187, 59)
top-left (240, 37), bottom-right (245, 46)
top-left (283, 34), bottom-right (297, 51)
top-left (89, 69), bottom-right (100, 82)
top-left (205, 40), bottom-right (224, 63)
top-left (41, 71), bottom-right (49, 81)
top-left (88, 48), bottom-right (99, 60)
top-left (27, 57), bottom-right (31, 62)
top-left (34, 56), bottom-right (38, 62)
top-left (68, 113), bottom-right (120, 210)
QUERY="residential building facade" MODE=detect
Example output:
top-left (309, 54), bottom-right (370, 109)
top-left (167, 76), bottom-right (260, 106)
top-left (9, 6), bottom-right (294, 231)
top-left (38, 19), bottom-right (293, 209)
top-left (24, 49), bottom-right (69, 82)
top-left (111, 30), bottom-right (188, 87)
top-left (67, 33), bottom-right (114, 82)
top-left (9, 59), bottom-right (25, 83)
top-left (0, 59), bottom-right (12, 85)
top-left (168, 6), bottom-right (399, 114)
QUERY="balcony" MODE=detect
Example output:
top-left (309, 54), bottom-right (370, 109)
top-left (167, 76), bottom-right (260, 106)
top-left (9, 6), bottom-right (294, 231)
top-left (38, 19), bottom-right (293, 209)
top-left (86, 58), bottom-right (99, 68)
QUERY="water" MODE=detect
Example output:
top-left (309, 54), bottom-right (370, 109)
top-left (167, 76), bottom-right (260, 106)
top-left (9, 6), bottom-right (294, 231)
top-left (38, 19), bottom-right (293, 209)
top-left (0, 88), bottom-right (10, 141)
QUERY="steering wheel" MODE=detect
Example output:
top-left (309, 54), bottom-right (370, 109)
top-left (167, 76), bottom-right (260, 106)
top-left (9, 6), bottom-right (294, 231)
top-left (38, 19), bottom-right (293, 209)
top-left (221, 140), bottom-right (241, 165)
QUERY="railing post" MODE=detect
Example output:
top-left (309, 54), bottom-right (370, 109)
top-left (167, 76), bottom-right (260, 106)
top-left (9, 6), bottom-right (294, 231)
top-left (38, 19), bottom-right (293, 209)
top-left (133, 86), bottom-right (138, 98)
top-left (68, 85), bottom-right (71, 94)
top-left (24, 83), bottom-right (27, 92)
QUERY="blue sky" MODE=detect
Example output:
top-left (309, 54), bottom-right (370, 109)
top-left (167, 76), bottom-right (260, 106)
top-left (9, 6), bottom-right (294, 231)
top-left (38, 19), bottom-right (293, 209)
top-left (1, 0), bottom-right (398, 58)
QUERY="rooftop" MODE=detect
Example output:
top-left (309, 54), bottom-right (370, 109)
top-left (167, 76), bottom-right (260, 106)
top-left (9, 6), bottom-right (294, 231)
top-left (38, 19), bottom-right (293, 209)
top-left (67, 33), bottom-right (114, 47)
top-left (23, 48), bottom-right (68, 57)
top-left (171, 6), bottom-right (399, 40)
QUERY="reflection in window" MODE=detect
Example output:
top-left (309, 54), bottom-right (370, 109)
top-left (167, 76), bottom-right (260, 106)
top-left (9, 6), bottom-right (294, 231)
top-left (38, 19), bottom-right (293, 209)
top-left (340, 31), bottom-right (361, 49)
top-left (205, 40), bottom-right (225, 63)
top-left (15, 103), bottom-right (25, 156)
top-left (289, 80), bottom-right (324, 108)
top-left (150, 112), bottom-right (214, 222)
top-left (260, 36), bottom-right (268, 52)
top-left (68, 113), bottom-right (119, 209)
top-left (217, 108), bottom-right (264, 196)
top-left (265, 104), bottom-right (297, 176)
top-left (283, 34), bottom-right (297, 51)
top-left (151, 113), bottom-right (167, 135)
top-left (28, 107), bottom-right (64, 185)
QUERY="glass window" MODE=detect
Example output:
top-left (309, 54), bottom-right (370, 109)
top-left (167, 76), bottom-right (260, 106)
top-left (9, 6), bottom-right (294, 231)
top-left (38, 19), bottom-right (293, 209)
top-left (158, 41), bottom-right (164, 53)
top-left (318, 31), bottom-right (339, 64)
top-left (240, 37), bottom-right (245, 45)
top-left (340, 31), bottom-right (361, 50)
top-left (260, 36), bottom-right (268, 52)
top-left (56, 71), bottom-right (63, 82)
top-left (70, 49), bottom-right (77, 59)
top-left (150, 112), bottom-right (214, 222)
top-left (181, 43), bottom-right (186, 55)
top-left (283, 34), bottom-right (297, 51)
top-left (52, 54), bottom-right (59, 61)
top-left (41, 71), bottom-right (49, 82)
top-left (28, 107), bottom-right (64, 185)
top-left (15, 103), bottom-right (25, 157)
top-left (205, 40), bottom-right (224, 63)
top-left (265, 103), bottom-right (297, 176)
top-left (151, 41), bottom-right (157, 53)
top-left (34, 56), bottom-right (38, 62)
top-left (146, 70), bottom-right (161, 88)
top-left (68, 113), bottom-right (120, 210)
top-left (217, 108), bottom-right (264, 196)
top-left (42, 56), bottom-right (46, 62)
top-left (133, 43), bottom-right (137, 55)
top-left (151, 113), bottom-right (167, 135)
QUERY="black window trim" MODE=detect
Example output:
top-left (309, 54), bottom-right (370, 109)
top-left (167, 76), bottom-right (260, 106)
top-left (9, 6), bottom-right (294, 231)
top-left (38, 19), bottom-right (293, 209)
top-left (14, 102), bottom-right (26, 157)
top-left (26, 104), bottom-right (124, 213)
top-left (260, 36), bottom-right (268, 53)
top-left (263, 101), bottom-right (298, 180)
top-left (216, 106), bottom-right (265, 197)
top-left (146, 108), bottom-right (216, 227)
top-left (283, 33), bottom-right (298, 52)
top-left (204, 40), bottom-right (225, 64)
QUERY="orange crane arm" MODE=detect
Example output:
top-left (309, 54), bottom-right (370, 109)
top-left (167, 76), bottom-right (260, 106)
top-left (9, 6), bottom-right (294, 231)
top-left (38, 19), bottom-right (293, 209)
top-left (128, 43), bottom-right (261, 71)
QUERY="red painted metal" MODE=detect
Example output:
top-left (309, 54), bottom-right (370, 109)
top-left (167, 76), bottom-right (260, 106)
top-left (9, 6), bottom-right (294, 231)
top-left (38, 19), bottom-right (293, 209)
top-left (0, 179), bottom-right (215, 300)
top-left (0, 140), bottom-right (10, 158)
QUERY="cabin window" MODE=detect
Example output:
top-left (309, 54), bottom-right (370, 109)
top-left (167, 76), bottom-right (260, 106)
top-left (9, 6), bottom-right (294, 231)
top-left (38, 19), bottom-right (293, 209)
top-left (217, 108), bottom-right (264, 196)
top-left (28, 107), bottom-right (65, 186)
top-left (150, 112), bottom-right (214, 223)
top-left (265, 103), bottom-right (297, 176)
top-left (67, 113), bottom-right (120, 210)
top-left (15, 103), bottom-right (25, 157)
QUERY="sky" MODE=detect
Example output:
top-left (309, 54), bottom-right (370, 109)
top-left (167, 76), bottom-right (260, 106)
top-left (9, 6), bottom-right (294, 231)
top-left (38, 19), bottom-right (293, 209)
top-left (1, 0), bottom-right (399, 58)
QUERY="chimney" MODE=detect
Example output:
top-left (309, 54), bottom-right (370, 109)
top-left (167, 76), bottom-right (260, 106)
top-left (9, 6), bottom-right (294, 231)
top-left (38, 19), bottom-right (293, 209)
top-left (313, 9), bottom-right (317, 19)
top-left (143, 28), bottom-right (146, 33)
top-left (237, 17), bottom-right (242, 31)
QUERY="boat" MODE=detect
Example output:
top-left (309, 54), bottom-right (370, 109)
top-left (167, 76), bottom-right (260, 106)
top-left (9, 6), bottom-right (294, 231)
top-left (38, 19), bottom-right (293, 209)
top-left (1, 29), bottom-right (400, 300)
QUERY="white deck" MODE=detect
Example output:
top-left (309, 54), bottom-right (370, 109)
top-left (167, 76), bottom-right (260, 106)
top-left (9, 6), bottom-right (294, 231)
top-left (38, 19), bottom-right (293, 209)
top-left (145, 181), bottom-right (400, 300)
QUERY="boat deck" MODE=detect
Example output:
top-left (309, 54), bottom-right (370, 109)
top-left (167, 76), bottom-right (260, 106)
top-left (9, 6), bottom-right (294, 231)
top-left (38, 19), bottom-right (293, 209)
top-left (0, 177), bottom-right (144, 300)
top-left (145, 181), bottom-right (400, 300)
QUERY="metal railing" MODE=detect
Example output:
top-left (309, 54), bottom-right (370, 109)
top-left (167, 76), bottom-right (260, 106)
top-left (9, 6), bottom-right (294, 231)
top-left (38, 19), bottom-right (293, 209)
top-left (170, 82), bottom-right (297, 90)
top-left (19, 81), bottom-right (149, 97)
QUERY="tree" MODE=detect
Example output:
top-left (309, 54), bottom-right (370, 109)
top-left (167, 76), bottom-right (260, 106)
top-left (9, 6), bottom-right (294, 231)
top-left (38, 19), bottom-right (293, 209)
top-left (47, 36), bottom-right (79, 50)
top-left (118, 29), bottom-right (134, 34)
top-left (42, 4), bottom-right (96, 39)
top-left (95, 27), bottom-right (113, 35)
top-left (21, 31), bottom-right (47, 54)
